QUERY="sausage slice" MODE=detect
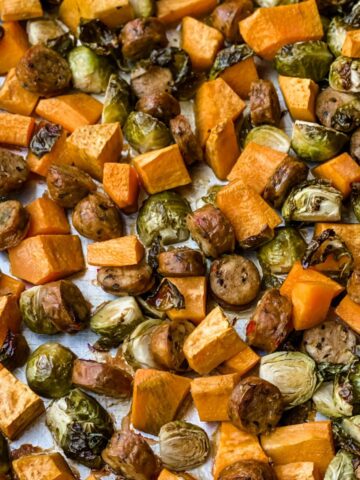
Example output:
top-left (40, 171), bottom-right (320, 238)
top-left (0, 200), bottom-right (30, 251)
top-left (157, 248), bottom-right (206, 277)
top-left (97, 264), bottom-right (155, 296)
top-left (250, 79), bottom-right (281, 126)
top-left (219, 460), bottom-right (277, 480)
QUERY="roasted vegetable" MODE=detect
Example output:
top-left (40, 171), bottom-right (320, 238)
top-left (102, 74), bottom-right (132, 126)
top-left (68, 46), bottom-right (113, 94)
top-left (159, 421), bottom-right (210, 471)
top-left (30, 122), bottom-right (63, 158)
top-left (124, 111), bottom-right (172, 153)
top-left (315, 88), bottom-right (359, 132)
top-left (46, 388), bottom-right (114, 468)
top-left (123, 318), bottom-right (163, 370)
top-left (324, 450), bottom-right (358, 479)
top-left (327, 17), bottom-right (351, 57)
top-left (157, 248), bottom-right (206, 277)
top-left (313, 381), bottom-right (352, 418)
top-left (244, 125), bottom-right (291, 153)
top-left (0, 149), bottom-right (29, 196)
top-left (329, 56), bottom-right (360, 93)
top-left (137, 192), bottom-right (191, 247)
top-left (0, 331), bottom-right (29, 371)
top-left (333, 415), bottom-right (360, 456)
top-left (26, 19), bottom-right (65, 46)
top-left (351, 183), bottom-right (360, 221)
top-left (0, 200), bottom-right (29, 251)
top-left (130, 0), bottom-right (156, 17)
top-left (282, 180), bottom-right (343, 222)
top-left (147, 279), bottom-right (185, 311)
top-left (78, 19), bottom-right (119, 56)
top-left (46, 32), bottom-right (75, 57)
top-left (209, 44), bottom-right (254, 80)
top-left (26, 343), bottom-right (75, 398)
top-left (259, 351), bottom-right (318, 408)
top-left (0, 432), bottom-right (10, 475)
top-left (121, 18), bottom-right (168, 61)
top-left (90, 297), bottom-right (144, 350)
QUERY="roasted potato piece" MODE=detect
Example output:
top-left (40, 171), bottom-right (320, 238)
top-left (131, 65), bottom-right (173, 98)
top-left (170, 114), bottom-right (203, 165)
top-left (97, 264), bottom-right (155, 296)
top-left (157, 248), bottom-right (206, 277)
top-left (136, 92), bottom-right (180, 124)
top-left (210, 0), bottom-right (254, 43)
top-left (120, 18), bottom-right (168, 61)
top-left (0, 149), bottom-right (29, 196)
top-left (219, 460), bottom-right (277, 480)
top-left (250, 79), bottom-right (281, 127)
top-left (0, 200), bottom-right (29, 251)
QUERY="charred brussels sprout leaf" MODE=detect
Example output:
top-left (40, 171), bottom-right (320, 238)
top-left (345, 1), bottom-right (360, 27)
top-left (79, 19), bottom-right (119, 56)
top-left (245, 125), bottom-right (291, 153)
top-left (150, 47), bottom-right (192, 87)
top-left (291, 121), bottom-right (348, 162)
top-left (351, 182), bottom-right (360, 221)
top-left (324, 450), bottom-right (358, 480)
top-left (68, 46), bottom-right (113, 93)
top-left (124, 111), bottom-right (172, 153)
top-left (333, 415), bottom-right (360, 456)
top-left (26, 343), bottom-right (76, 398)
top-left (331, 99), bottom-right (360, 132)
top-left (330, 56), bottom-right (360, 92)
top-left (26, 19), bottom-right (65, 46)
top-left (313, 382), bottom-right (352, 418)
top-left (209, 44), bottom-right (254, 80)
top-left (46, 388), bottom-right (114, 468)
top-left (0, 433), bottom-right (10, 475)
top-left (46, 33), bottom-right (75, 57)
top-left (159, 421), bottom-right (210, 471)
top-left (130, 0), bottom-right (156, 17)
top-left (102, 74), bottom-right (132, 126)
top-left (201, 185), bottom-right (222, 206)
top-left (274, 41), bottom-right (333, 82)
top-left (327, 17), bottom-right (352, 57)
top-left (0, 331), bottom-right (29, 371)
top-left (30, 123), bottom-right (63, 158)
top-left (123, 318), bottom-right (163, 369)
top-left (137, 192), bottom-right (191, 246)
top-left (147, 279), bottom-right (185, 311)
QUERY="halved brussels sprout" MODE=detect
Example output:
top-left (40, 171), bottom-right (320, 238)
top-left (315, 87), bottom-right (358, 133)
top-left (244, 125), bottom-right (291, 153)
top-left (20, 286), bottom-right (59, 335)
top-left (259, 352), bottom-right (318, 408)
top-left (90, 297), bottom-right (144, 350)
top-left (324, 450), bottom-right (358, 480)
top-left (334, 415), bottom-right (360, 456)
top-left (274, 41), bottom-right (333, 82)
top-left (291, 121), bottom-right (348, 162)
top-left (122, 318), bottom-right (163, 369)
top-left (345, 1), bottom-right (360, 27)
top-left (102, 74), bottom-right (132, 126)
top-left (26, 19), bottom-right (65, 46)
top-left (330, 56), bottom-right (360, 93)
top-left (137, 192), bottom-right (191, 247)
top-left (30, 123), bottom-right (63, 158)
top-left (46, 388), bottom-right (114, 468)
top-left (78, 19), bottom-right (119, 56)
top-left (26, 343), bottom-right (76, 398)
top-left (147, 279), bottom-right (185, 311)
top-left (46, 33), bottom-right (75, 58)
top-left (68, 46), bottom-right (113, 93)
top-left (150, 47), bottom-right (191, 87)
top-left (124, 111), bottom-right (172, 153)
top-left (327, 17), bottom-right (352, 56)
top-left (313, 382), bottom-right (352, 418)
top-left (209, 44), bottom-right (254, 80)
top-left (159, 421), bottom-right (210, 471)
top-left (0, 432), bottom-right (9, 475)
top-left (130, 0), bottom-right (156, 17)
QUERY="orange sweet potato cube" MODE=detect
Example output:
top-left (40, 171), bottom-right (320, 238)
top-left (166, 276), bottom-right (207, 324)
top-left (274, 462), bottom-right (320, 480)
top-left (335, 295), bottom-right (360, 334)
top-left (0, 274), bottom-right (25, 299)
top-left (87, 235), bottom-right (145, 267)
top-left (26, 196), bottom-right (70, 237)
top-left (220, 57), bottom-right (259, 99)
top-left (58, 0), bottom-right (82, 33)
top-left (13, 453), bottom-right (75, 480)
top-left (157, 0), bottom-right (217, 24)
top-left (342, 29), bottom-right (360, 57)
top-left (0, 68), bottom-right (39, 116)
top-left (1, 0), bottom-right (43, 21)
top-left (0, 22), bottom-right (29, 75)
top-left (27, 128), bottom-right (68, 177)
top-left (219, 343), bottom-right (260, 376)
top-left (278, 76), bottom-right (319, 122)
top-left (103, 163), bottom-right (139, 209)
top-left (0, 295), bottom-right (22, 346)
top-left (314, 223), bottom-right (360, 269)
top-left (0, 113), bottom-right (35, 147)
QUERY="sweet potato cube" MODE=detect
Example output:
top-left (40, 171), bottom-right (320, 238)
top-left (0, 68), bottom-right (39, 116)
top-left (87, 235), bottom-right (145, 267)
top-left (183, 306), bottom-right (244, 374)
top-left (27, 128), bottom-right (67, 177)
top-left (220, 57), bottom-right (259, 99)
top-left (0, 22), bottom-right (29, 75)
top-left (260, 421), bottom-right (335, 476)
top-left (227, 142), bottom-right (288, 192)
top-left (157, 0), bottom-right (217, 23)
top-left (158, 470), bottom-right (196, 480)
top-left (35, 94), bottom-right (103, 134)
top-left (278, 76), bottom-right (319, 122)
top-left (342, 29), bottom-right (360, 57)
top-left (182, 16), bottom-right (223, 71)
top-left (191, 373), bottom-right (241, 422)
top-left (0, 295), bottom-right (22, 346)
top-left (313, 153), bottom-right (360, 198)
top-left (0, 274), bottom-right (25, 299)
top-left (9, 235), bottom-right (85, 285)
top-left (0, 113), bottom-right (35, 147)
top-left (291, 281), bottom-right (333, 330)
top-left (13, 453), bottom-right (75, 480)
top-left (132, 144), bottom-right (191, 194)
top-left (0, 364), bottom-right (44, 439)
top-left (335, 295), bottom-right (360, 334)
top-left (103, 163), bottom-right (139, 209)
top-left (77, 0), bottom-right (134, 28)
top-left (219, 343), bottom-right (260, 376)
top-left (213, 423), bottom-right (268, 479)
top-left (131, 368), bottom-right (191, 435)
top-left (274, 462), bottom-right (320, 480)
top-left (195, 78), bottom-right (245, 146)
top-left (26, 197), bottom-right (70, 237)
top-left (205, 119), bottom-right (240, 180)
top-left (166, 276), bottom-right (207, 324)
top-left (59, 0), bottom-right (82, 34)
top-left (1, 0), bottom-right (43, 21)
top-left (65, 123), bottom-right (123, 180)
top-left (315, 223), bottom-right (360, 269)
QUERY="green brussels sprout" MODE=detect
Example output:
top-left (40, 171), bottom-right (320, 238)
top-left (46, 388), bottom-right (114, 468)
top-left (274, 41), bottom-right (333, 82)
top-left (209, 44), bottom-right (253, 80)
top-left (333, 415), bottom-right (360, 456)
top-left (20, 286), bottom-right (59, 335)
top-left (26, 343), bottom-right (76, 398)
top-left (327, 17), bottom-right (352, 57)
top-left (282, 180), bottom-right (343, 222)
top-left (130, 0), bottom-right (156, 17)
top-left (201, 185), bottom-right (222, 206)
top-left (123, 318), bottom-right (163, 369)
top-left (258, 227), bottom-right (307, 274)
top-left (351, 182), bottom-right (360, 221)
top-left (68, 46), bottom-right (113, 93)
top-left (78, 19), bottom-right (119, 56)
top-left (330, 56), bottom-right (360, 93)
top-left (137, 192), bottom-right (191, 246)
top-left (291, 121), bottom-right (348, 162)
top-left (90, 297), bottom-right (144, 349)
top-left (150, 47), bottom-right (191, 88)
top-left (124, 111), bottom-right (172, 153)
top-left (46, 33), bottom-right (75, 58)
top-left (325, 450), bottom-right (358, 480)
top-left (313, 382), bottom-right (352, 418)
top-left (26, 19), bottom-right (65, 46)
top-left (331, 99), bottom-right (360, 133)
top-left (102, 74), bottom-right (132, 126)
top-left (159, 421), bottom-right (210, 471)
top-left (0, 432), bottom-right (10, 475)
top-left (244, 125), bottom-right (291, 153)
top-left (259, 352), bottom-right (318, 408)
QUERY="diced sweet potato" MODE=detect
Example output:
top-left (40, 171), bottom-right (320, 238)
top-left (191, 373), bottom-right (241, 422)
top-left (0, 22), bottom-right (29, 75)
top-left (26, 196), bottom-right (70, 237)
top-left (166, 276), bottom-right (207, 324)
top-left (1, 0), bottom-right (43, 21)
top-left (35, 94), bottom-right (103, 133)
top-left (313, 153), bottom-right (360, 197)
top-left (12, 453), bottom-right (75, 480)
top-left (158, 470), bottom-right (196, 480)
top-left (0, 274), bottom-right (25, 299)
top-left (182, 16), bottom-right (224, 70)
top-left (27, 128), bottom-right (68, 177)
top-left (0, 113), bottom-right (35, 147)
top-left (0, 68), bottom-right (39, 116)
top-left (103, 163), bottom-right (139, 210)
top-left (227, 142), bottom-right (288, 192)
top-left (213, 423), bottom-right (268, 479)
top-left (220, 57), bottom-right (259, 99)
top-left (205, 119), bottom-right (240, 180)
top-left (239, 0), bottom-right (323, 60)
top-left (274, 462), bottom-right (320, 480)
top-left (9, 235), bottom-right (85, 285)
top-left (0, 364), bottom-right (44, 440)
top-left (183, 306), bottom-right (244, 374)
top-left (65, 123), bottom-right (123, 181)
top-left (87, 236), bottom-right (145, 267)
top-left (58, 0), bottom-right (82, 34)
top-left (342, 29), bottom-right (360, 57)
top-left (195, 78), bottom-right (245, 146)
top-left (278, 76), bottom-right (319, 122)
top-left (77, 0), bottom-right (134, 28)
top-left (0, 295), bottom-right (22, 346)
top-left (131, 368), bottom-right (191, 435)
top-left (291, 281), bottom-right (334, 330)
top-left (218, 343), bottom-right (260, 376)
top-left (260, 421), bottom-right (335, 476)
top-left (157, 0), bottom-right (217, 24)
top-left (314, 223), bottom-right (360, 269)
top-left (335, 295), bottom-right (360, 334)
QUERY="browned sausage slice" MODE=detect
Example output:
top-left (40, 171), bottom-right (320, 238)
top-left (131, 65), bottom-right (173, 98)
top-left (210, 0), bottom-right (254, 42)
top-left (0, 149), bottom-right (29, 196)
top-left (0, 200), bottom-right (29, 251)
top-left (97, 264), bottom-right (155, 296)
top-left (170, 114), bottom-right (203, 165)
top-left (157, 248), bottom-right (206, 277)
top-left (219, 460), bottom-right (277, 480)
top-left (136, 92), bottom-right (180, 124)
top-left (250, 79), bottom-right (281, 126)
top-left (120, 18), bottom-right (167, 61)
